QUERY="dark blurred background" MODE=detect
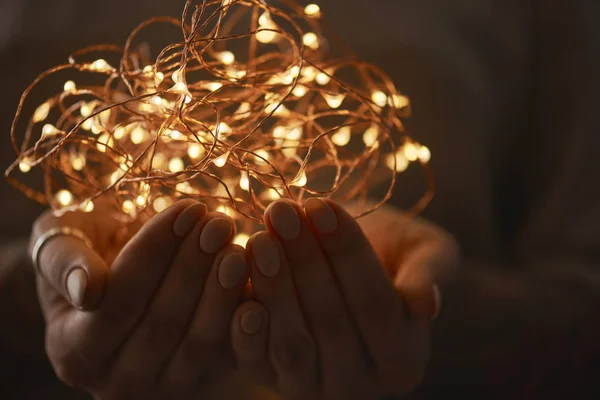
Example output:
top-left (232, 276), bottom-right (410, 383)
top-left (2, 0), bottom-right (599, 398)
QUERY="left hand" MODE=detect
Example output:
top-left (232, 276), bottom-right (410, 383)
top-left (230, 199), bottom-right (459, 399)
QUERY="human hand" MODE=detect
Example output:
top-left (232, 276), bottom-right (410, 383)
top-left (230, 199), bottom-right (458, 399)
top-left (31, 200), bottom-right (248, 399)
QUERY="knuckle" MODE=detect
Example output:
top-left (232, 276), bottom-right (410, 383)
top-left (179, 331), bottom-right (221, 365)
top-left (356, 290), bottom-right (398, 325)
top-left (140, 318), bottom-right (181, 346)
top-left (312, 302), bottom-right (349, 333)
top-left (270, 334), bottom-right (316, 373)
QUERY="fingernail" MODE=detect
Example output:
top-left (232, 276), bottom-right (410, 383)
top-left (251, 233), bottom-right (281, 277)
top-left (200, 218), bottom-right (234, 254)
top-left (267, 201), bottom-right (301, 240)
top-left (173, 203), bottom-right (207, 237)
top-left (241, 310), bottom-right (263, 334)
top-left (66, 268), bottom-right (88, 308)
top-left (218, 253), bottom-right (248, 289)
top-left (304, 198), bottom-right (338, 233)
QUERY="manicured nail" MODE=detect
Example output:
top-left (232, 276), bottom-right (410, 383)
top-left (218, 253), bottom-right (248, 289)
top-left (173, 203), bottom-right (207, 237)
top-left (251, 233), bottom-right (281, 277)
top-left (200, 218), bottom-right (234, 254)
top-left (267, 201), bottom-right (301, 240)
top-left (66, 268), bottom-right (88, 308)
top-left (431, 284), bottom-right (441, 321)
top-left (304, 198), bottom-right (338, 233)
top-left (241, 310), bottom-right (263, 334)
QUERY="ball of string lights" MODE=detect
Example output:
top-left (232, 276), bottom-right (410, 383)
top-left (6, 0), bottom-right (433, 244)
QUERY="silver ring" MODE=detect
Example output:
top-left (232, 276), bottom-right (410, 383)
top-left (31, 227), bottom-right (93, 274)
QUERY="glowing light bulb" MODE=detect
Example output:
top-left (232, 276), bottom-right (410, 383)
top-left (168, 157), bottom-right (185, 173)
top-left (97, 133), bottom-right (113, 152)
top-left (81, 119), bottom-right (93, 131)
top-left (113, 126), bottom-right (126, 140)
top-left (63, 81), bottom-right (76, 93)
top-left (122, 200), bottom-right (136, 214)
top-left (56, 190), bottom-right (73, 206)
top-left (418, 146), bottom-right (431, 163)
top-left (136, 194), bottom-right (148, 207)
top-left (293, 85), bottom-right (309, 97)
top-left (302, 66), bottom-right (318, 81)
top-left (188, 143), bottom-right (205, 160)
top-left (82, 200), bottom-right (94, 213)
top-left (153, 197), bottom-right (171, 213)
top-left (304, 4), bottom-right (321, 17)
top-left (169, 130), bottom-right (184, 140)
top-left (33, 102), bottom-right (51, 123)
top-left (236, 102), bottom-right (251, 115)
top-left (403, 143), bottom-right (419, 162)
top-left (302, 32), bottom-right (320, 50)
top-left (392, 94), bottom-right (409, 109)
top-left (285, 127), bottom-right (303, 141)
top-left (216, 122), bottom-right (233, 136)
top-left (91, 123), bottom-right (103, 135)
top-left (316, 72), bottom-right (331, 85)
top-left (213, 152), bottom-right (229, 168)
top-left (292, 171), bottom-right (308, 187)
top-left (71, 156), bottom-right (86, 171)
top-left (371, 91), bottom-right (388, 107)
top-left (217, 51), bottom-right (235, 65)
top-left (90, 59), bottom-right (114, 73)
top-left (363, 126), bottom-right (379, 146)
top-left (42, 124), bottom-right (59, 137)
top-left (240, 171), bottom-right (250, 191)
top-left (332, 126), bottom-right (352, 146)
top-left (256, 15), bottom-right (278, 43)
top-left (152, 153), bottom-right (167, 169)
top-left (257, 28), bottom-right (277, 43)
top-left (170, 82), bottom-right (192, 96)
top-left (255, 149), bottom-right (270, 165)
top-left (233, 233), bottom-right (250, 248)
top-left (263, 188), bottom-right (281, 200)
top-left (323, 93), bottom-right (345, 108)
top-left (172, 68), bottom-right (184, 84)
top-left (19, 160), bottom-right (31, 173)
top-left (176, 182), bottom-right (194, 194)
top-left (131, 126), bottom-right (146, 144)
top-left (258, 12), bottom-right (271, 27)
top-left (80, 102), bottom-right (95, 118)
top-left (216, 205), bottom-right (234, 217)
top-left (150, 96), bottom-right (163, 106)
top-left (206, 82), bottom-right (223, 92)
top-left (155, 72), bottom-right (165, 85)
top-left (386, 152), bottom-right (409, 172)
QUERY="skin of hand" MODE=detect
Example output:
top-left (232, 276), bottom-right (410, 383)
top-left (230, 199), bottom-right (460, 400)
top-left (30, 200), bottom-right (250, 399)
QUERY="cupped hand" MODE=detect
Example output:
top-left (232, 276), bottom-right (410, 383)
top-left (31, 200), bottom-right (249, 399)
top-left (230, 199), bottom-right (459, 400)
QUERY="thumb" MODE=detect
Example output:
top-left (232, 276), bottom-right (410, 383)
top-left (30, 210), bottom-right (109, 310)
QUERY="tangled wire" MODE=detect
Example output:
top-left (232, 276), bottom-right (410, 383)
top-left (6, 0), bottom-right (433, 240)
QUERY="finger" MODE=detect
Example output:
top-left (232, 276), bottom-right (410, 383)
top-left (231, 301), bottom-right (273, 385)
top-left (303, 199), bottom-right (419, 374)
top-left (394, 243), bottom-right (445, 321)
top-left (160, 218), bottom-right (243, 394)
top-left (108, 203), bottom-right (211, 389)
top-left (247, 230), bottom-right (317, 395)
top-left (66, 200), bottom-right (198, 369)
top-left (264, 199), bottom-right (367, 394)
top-left (31, 213), bottom-right (109, 310)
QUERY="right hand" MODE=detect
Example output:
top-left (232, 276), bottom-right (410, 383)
top-left (31, 199), bottom-right (249, 399)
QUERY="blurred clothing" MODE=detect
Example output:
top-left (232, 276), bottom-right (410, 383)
top-left (1, 0), bottom-right (599, 398)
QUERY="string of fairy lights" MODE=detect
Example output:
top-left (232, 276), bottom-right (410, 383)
top-left (6, 0), bottom-right (433, 246)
